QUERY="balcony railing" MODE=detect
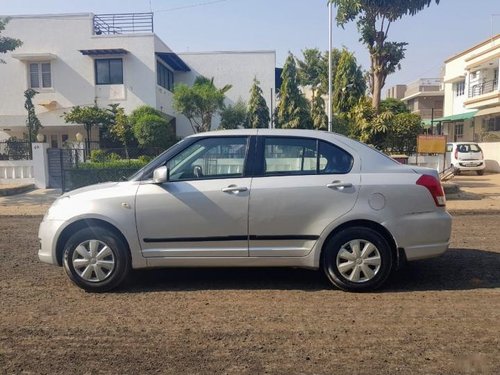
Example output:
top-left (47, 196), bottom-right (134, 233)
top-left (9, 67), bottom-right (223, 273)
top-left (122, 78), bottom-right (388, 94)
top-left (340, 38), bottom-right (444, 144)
top-left (93, 13), bottom-right (153, 35)
top-left (414, 109), bottom-right (443, 119)
top-left (468, 79), bottom-right (498, 98)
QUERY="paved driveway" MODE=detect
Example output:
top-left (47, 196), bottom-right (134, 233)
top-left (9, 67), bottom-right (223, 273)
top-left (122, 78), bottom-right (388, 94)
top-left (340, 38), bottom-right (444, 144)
top-left (446, 173), bottom-right (500, 212)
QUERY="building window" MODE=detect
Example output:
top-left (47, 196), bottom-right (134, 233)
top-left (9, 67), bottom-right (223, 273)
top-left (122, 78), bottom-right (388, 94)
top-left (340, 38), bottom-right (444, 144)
top-left (455, 81), bottom-right (465, 96)
top-left (29, 62), bottom-right (52, 88)
top-left (486, 117), bottom-right (500, 132)
top-left (157, 61), bottom-right (174, 91)
top-left (455, 123), bottom-right (464, 140)
top-left (50, 135), bottom-right (58, 148)
top-left (95, 58), bottom-right (123, 85)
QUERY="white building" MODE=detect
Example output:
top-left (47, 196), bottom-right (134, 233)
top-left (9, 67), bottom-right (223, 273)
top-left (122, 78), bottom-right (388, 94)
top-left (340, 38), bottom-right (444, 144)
top-left (441, 34), bottom-right (500, 142)
top-left (177, 51), bottom-right (276, 136)
top-left (0, 13), bottom-right (276, 145)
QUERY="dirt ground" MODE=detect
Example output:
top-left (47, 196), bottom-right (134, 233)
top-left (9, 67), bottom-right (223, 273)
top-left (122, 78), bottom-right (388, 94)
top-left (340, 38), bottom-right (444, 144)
top-left (0, 214), bottom-right (499, 374)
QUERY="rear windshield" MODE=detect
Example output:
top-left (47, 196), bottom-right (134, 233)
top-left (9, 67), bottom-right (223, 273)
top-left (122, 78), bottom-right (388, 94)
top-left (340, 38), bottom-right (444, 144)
top-left (457, 144), bottom-right (482, 153)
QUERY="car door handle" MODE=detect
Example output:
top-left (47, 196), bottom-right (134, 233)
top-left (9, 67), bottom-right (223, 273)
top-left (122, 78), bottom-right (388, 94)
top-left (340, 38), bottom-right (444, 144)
top-left (222, 185), bottom-right (248, 193)
top-left (326, 181), bottom-right (353, 189)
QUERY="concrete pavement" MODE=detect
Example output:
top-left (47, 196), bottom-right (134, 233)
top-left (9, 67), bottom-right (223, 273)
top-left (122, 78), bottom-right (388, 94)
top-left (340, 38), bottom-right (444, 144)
top-left (0, 188), bottom-right (61, 215)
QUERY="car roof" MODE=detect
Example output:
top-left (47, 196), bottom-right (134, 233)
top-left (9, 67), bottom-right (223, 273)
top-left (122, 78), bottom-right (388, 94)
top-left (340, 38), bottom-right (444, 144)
top-left (187, 129), bottom-right (400, 171)
top-left (188, 128), bottom-right (353, 143)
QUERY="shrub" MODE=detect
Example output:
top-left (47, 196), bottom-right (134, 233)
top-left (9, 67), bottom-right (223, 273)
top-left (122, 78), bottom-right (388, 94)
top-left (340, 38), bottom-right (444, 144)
top-left (108, 152), bottom-right (121, 161)
top-left (90, 149), bottom-right (107, 163)
top-left (65, 159), bottom-right (149, 191)
top-left (138, 155), bottom-right (153, 164)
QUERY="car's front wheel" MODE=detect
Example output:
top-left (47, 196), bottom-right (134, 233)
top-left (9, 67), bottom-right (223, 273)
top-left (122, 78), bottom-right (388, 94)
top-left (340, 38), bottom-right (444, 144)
top-left (63, 226), bottom-right (130, 292)
top-left (322, 227), bottom-right (393, 292)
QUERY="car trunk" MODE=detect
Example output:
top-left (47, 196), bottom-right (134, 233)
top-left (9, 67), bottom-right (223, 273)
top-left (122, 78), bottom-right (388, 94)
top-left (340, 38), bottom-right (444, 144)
top-left (457, 144), bottom-right (482, 161)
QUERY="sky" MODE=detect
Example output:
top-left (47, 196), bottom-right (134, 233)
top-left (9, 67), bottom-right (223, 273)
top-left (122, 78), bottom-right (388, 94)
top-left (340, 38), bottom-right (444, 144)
top-left (2, 0), bottom-right (500, 93)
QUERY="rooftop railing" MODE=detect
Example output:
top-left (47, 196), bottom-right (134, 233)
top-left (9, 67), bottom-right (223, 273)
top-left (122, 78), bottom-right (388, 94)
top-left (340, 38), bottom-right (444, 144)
top-left (93, 13), bottom-right (153, 35)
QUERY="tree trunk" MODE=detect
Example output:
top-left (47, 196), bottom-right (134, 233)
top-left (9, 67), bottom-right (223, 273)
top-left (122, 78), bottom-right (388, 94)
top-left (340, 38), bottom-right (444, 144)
top-left (372, 70), bottom-right (383, 111)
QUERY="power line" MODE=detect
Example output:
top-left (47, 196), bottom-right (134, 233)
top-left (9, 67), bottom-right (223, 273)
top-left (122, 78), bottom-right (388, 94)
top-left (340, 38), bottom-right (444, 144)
top-left (154, 0), bottom-right (227, 13)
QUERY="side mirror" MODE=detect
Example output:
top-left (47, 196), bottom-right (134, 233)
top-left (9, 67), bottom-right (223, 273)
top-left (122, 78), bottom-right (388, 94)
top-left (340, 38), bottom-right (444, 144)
top-left (153, 166), bottom-right (169, 184)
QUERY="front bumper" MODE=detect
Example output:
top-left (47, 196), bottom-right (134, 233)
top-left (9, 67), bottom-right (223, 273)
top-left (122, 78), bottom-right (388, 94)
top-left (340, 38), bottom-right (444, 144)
top-left (38, 219), bottom-right (65, 266)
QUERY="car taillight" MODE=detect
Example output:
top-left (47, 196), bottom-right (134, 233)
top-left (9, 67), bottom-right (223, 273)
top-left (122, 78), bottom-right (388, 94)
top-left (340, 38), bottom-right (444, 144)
top-left (416, 175), bottom-right (446, 207)
top-left (454, 149), bottom-right (458, 160)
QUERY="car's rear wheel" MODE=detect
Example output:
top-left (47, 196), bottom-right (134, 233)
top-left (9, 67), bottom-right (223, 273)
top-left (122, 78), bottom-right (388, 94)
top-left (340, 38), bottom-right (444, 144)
top-left (322, 227), bottom-right (393, 292)
top-left (476, 170), bottom-right (484, 176)
top-left (63, 226), bottom-right (130, 292)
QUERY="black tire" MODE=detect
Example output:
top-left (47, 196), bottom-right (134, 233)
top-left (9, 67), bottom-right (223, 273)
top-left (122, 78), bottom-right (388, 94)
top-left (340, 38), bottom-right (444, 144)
top-left (322, 227), bottom-right (393, 292)
top-left (63, 226), bottom-right (130, 292)
top-left (476, 170), bottom-right (484, 176)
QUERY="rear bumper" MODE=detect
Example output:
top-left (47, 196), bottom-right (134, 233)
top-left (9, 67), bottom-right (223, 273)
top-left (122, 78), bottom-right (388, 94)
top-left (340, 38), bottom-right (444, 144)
top-left (384, 210), bottom-right (452, 262)
top-left (457, 161), bottom-right (485, 171)
top-left (404, 242), bottom-right (449, 261)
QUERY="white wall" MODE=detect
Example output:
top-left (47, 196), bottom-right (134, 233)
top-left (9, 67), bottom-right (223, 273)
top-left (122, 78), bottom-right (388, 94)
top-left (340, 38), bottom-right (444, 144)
top-left (479, 142), bottom-right (500, 172)
top-left (175, 51), bottom-right (276, 137)
top-left (0, 13), bottom-right (159, 134)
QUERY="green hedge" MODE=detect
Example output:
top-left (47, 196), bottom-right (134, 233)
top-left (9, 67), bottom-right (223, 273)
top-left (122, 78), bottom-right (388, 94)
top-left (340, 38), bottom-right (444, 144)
top-left (75, 159), bottom-right (147, 170)
top-left (64, 160), bottom-right (148, 191)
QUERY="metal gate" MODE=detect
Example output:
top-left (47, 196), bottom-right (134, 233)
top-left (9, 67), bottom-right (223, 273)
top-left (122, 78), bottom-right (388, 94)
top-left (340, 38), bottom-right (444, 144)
top-left (47, 148), bottom-right (74, 189)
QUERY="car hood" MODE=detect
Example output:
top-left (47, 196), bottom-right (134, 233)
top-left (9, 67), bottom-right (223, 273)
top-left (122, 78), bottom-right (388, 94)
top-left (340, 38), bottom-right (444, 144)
top-left (62, 181), bottom-right (121, 198)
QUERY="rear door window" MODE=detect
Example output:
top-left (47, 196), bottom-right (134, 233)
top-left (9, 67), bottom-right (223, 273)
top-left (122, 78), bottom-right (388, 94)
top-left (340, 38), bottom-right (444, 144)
top-left (263, 137), bottom-right (317, 175)
top-left (259, 137), bottom-right (353, 176)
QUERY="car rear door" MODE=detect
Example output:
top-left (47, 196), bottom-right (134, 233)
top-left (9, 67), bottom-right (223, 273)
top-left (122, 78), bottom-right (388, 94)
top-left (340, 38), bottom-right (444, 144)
top-left (248, 136), bottom-right (360, 257)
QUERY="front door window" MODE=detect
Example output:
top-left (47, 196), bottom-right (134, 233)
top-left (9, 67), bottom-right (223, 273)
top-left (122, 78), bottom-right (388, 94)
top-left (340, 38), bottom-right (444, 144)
top-left (168, 137), bottom-right (248, 181)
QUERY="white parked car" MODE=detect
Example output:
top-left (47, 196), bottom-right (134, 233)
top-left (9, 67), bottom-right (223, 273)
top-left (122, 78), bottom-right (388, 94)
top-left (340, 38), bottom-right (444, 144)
top-left (446, 142), bottom-right (485, 175)
top-left (39, 130), bottom-right (452, 292)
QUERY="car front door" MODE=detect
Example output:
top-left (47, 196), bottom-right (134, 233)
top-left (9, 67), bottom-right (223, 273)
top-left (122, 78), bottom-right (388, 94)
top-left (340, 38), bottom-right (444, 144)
top-left (136, 136), bottom-right (252, 258)
top-left (248, 136), bottom-right (360, 257)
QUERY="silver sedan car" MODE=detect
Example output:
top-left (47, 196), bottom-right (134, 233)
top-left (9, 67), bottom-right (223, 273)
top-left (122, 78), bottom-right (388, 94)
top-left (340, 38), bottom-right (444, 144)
top-left (39, 129), bottom-right (452, 292)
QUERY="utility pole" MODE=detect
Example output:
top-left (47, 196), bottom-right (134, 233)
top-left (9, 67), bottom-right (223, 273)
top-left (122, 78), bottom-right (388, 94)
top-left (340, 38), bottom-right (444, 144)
top-left (328, 2), bottom-right (333, 132)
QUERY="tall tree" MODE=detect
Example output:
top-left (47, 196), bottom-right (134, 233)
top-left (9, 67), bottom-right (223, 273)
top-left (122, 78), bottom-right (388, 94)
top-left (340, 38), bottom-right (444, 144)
top-left (219, 100), bottom-right (248, 129)
top-left (0, 18), bottom-right (22, 63)
top-left (332, 48), bottom-right (366, 114)
top-left (109, 106), bottom-right (134, 158)
top-left (63, 105), bottom-right (112, 154)
top-left (24, 89), bottom-right (42, 147)
top-left (129, 106), bottom-right (176, 149)
top-left (329, 0), bottom-right (440, 110)
top-left (173, 76), bottom-right (232, 133)
top-left (319, 48), bottom-right (342, 96)
top-left (385, 112), bottom-right (422, 154)
top-left (311, 94), bottom-right (328, 130)
top-left (296, 48), bottom-right (323, 103)
top-left (247, 78), bottom-right (270, 128)
top-left (379, 97), bottom-right (409, 114)
top-left (276, 53), bottom-right (312, 129)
